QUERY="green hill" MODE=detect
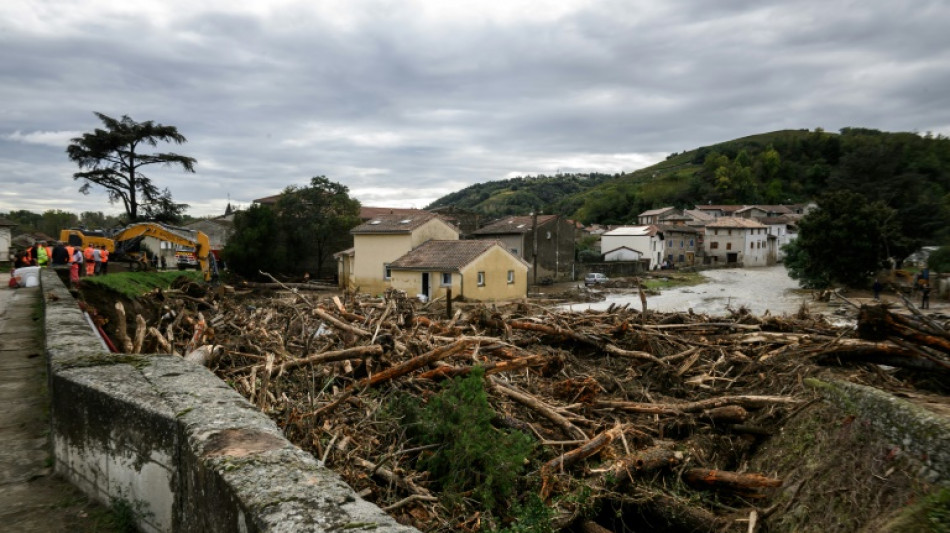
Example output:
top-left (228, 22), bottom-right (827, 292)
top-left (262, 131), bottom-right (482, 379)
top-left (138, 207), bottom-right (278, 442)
top-left (427, 128), bottom-right (950, 247)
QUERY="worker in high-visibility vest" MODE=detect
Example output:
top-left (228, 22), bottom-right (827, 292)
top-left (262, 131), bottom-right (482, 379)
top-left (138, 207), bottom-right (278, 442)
top-left (83, 244), bottom-right (95, 276)
top-left (99, 245), bottom-right (110, 275)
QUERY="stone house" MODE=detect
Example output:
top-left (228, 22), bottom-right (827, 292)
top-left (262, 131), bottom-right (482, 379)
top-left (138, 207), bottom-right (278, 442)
top-left (388, 240), bottom-right (528, 302)
top-left (657, 224), bottom-right (701, 267)
top-left (468, 214), bottom-right (575, 282)
top-left (703, 217), bottom-right (772, 267)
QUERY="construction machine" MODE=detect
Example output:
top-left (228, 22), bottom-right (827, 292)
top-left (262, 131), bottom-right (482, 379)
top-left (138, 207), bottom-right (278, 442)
top-left (59, 228), bottom-right (116, 252)
top-left (112, 223), bottom-right (218, 281)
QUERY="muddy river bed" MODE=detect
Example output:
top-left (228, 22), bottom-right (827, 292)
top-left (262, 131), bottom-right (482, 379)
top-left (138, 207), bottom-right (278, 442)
top-left (564, 265), bottom-right (843, 317)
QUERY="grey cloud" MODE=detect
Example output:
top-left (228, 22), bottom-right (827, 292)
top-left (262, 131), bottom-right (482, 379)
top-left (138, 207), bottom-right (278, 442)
top-left (1, 0), bottom-right (949, 217)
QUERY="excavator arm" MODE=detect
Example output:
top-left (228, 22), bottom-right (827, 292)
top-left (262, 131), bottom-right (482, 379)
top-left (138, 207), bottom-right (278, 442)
top-left (113, 223), bottom-right (215, 281)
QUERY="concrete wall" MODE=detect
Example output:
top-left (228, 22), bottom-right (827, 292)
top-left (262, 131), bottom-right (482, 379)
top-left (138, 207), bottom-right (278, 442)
top-left (41, 269), bottom-right (418, 533)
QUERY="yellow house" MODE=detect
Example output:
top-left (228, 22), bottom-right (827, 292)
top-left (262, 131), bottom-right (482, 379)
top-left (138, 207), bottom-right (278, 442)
top-left (388, 240), bottom-right (529, 302)
top-left (341, 212), bottom-right (459, 295)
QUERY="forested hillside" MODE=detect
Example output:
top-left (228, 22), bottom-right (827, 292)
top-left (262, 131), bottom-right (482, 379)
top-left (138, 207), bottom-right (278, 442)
top-left (428, 128), bottom-right (950, 246)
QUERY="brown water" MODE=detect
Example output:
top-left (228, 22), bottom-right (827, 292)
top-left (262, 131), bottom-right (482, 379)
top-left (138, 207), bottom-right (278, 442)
top-left (564, 266), bottom-right (839, 317)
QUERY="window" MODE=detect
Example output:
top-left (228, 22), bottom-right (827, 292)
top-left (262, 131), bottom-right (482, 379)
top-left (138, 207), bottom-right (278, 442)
top-left (750, 242), bottom-right (754, 250)
top-left (507, 270), bottom-right (515, 284)
top-left (383, 263), bottom-right (391, 280)
top-left (510, 248), bottom-right (519, 255)
top-left (477, 271), bottom-right (485, 286)
top-left (678, 254), bottom-right (685, 262)
top-left (726, 242), bottom-right (732, 250)
top-left (441, 272), bottom-right (452, 286)
top-left (680, 240), bottom-right (684, 248)
top-left (689, 239), bottom-right (694, 247)
top-left (710, 241), bottom-right (719, 249)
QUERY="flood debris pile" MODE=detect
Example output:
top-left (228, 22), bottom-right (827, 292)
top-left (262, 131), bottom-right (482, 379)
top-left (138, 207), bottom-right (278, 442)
top-left (108, 280), bottom-right (949, 532)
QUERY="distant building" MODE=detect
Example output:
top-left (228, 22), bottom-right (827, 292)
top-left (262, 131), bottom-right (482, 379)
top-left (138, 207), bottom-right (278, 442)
top-left (657, 224), bottom-right (701, 267)
top-left (703, 217), bottom-right (772, 267)
top-left (601, 226), bottom-right (664, 269)
top-left (469, 214), bottom-right (575, 282)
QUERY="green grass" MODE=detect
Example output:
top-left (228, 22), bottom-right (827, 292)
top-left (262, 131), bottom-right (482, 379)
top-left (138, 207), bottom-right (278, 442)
top-left (80, 271), bottom-right (203, 299)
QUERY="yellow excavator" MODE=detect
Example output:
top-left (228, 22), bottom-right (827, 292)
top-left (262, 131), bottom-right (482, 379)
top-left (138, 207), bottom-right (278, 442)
top-left (112, 223), bottom-right (217, 281)
top-left (59, 228), bottom-right (116, 253)
top-left (63, 223), bottom-right (216, 281)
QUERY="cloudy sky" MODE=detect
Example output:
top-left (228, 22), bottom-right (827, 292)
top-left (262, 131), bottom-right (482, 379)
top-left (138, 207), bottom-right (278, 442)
top-left (2, 0), bottom-right (949, 218)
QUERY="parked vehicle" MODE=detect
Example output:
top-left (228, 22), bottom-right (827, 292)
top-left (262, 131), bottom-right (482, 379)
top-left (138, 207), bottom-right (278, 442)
top-left (585, 273), bottom-right (609, 286)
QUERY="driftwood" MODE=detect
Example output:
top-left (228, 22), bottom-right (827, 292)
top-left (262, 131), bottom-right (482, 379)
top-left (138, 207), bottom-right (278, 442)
top-left (683, 467), bottom-right (782, 495)
top-left (105, 276), bottom-right (950, 533)
top-left (114, 302), bottom-right (134, 353)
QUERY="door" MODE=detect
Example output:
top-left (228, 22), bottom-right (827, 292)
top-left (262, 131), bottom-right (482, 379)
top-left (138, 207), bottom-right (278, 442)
top-left (421, 272), bottom-right (430, 299)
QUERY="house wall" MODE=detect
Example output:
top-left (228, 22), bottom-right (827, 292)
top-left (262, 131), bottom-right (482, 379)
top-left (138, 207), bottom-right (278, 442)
top-left (704, 228), bottom-right (746, 264)
top-left (703, 227), bottom-right (770, 266)
top-left (353, 234), bottom-right (411, 295)
top-left (529, 217), bottom-right (575, 281)
top-left (460, 246), bottom-right (528, 301)
top-left (389, 247), bottom-right (527, 302)
top-left (662, 232), bottom-right (699, 266)
top-left (492, 235), bottom-right (525, 257)
top-left (604, 248), bottom-right (642, 262)
top-left (743, 228), bottom-right (770, 267)
top-left (337, 254), bottom-right (354, 290)
top-left (409, 219), bottom-right (459, 247)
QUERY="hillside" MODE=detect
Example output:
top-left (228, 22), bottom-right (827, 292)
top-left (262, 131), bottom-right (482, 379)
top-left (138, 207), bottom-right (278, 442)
top-left (427, 127), bottom-right (950, 246)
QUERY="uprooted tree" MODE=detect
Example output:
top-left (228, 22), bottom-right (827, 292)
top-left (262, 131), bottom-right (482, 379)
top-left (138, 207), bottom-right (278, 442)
top-left (66, 112), bottom-right (195, 223)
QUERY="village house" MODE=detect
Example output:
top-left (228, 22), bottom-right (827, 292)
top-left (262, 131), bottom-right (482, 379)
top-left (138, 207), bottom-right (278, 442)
top-left (601, 225), bottom-right (664, 270)
top-left (387, 240), bottom-right (528, 302)
top-left (703, 217), bottom-right (772, 267)
top-left (338, 212), bottom-right (459, 295)
top-left (759, 215), bottom-right (799, 261)
top-left (637, 207), bottom-right (682, 225)
top-left (657, 224), bottom-right (702, 267)
top-left (468, 214), bottom-right (575, 282)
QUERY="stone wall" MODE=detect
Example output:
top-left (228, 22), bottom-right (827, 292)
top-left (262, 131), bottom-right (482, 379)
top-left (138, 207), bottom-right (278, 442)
top-left (41, 269), bottom-right (418, 532)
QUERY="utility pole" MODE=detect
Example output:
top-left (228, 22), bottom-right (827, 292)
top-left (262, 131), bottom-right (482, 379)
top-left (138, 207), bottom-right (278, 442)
top-left (532, 212), bottom-right (539, 285)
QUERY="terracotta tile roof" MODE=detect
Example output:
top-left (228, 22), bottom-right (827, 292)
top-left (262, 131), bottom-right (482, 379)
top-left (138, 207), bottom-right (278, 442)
top-left (352, 212), bottom-right (451, 234)
top-left (470, 215), bottom-right (558, 235)
top-left (389, 240), bottom-right (513, 270)
top-left (705, 217), bottom-right (767, 229)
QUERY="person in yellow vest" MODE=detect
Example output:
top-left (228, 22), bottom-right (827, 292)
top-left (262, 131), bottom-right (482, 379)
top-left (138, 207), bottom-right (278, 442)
top-left (83, 244), bottom-right (95, 276)
top-left (35, 241), bottom-right (49, 267)
top-left (99, 245), bottom-right (110, 275)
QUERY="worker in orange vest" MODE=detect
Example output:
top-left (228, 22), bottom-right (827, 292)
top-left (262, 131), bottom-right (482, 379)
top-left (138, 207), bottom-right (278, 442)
top-left (83, 244), bottom-right (96, 276)
top-left (66, 244), bottom-right (75, 263)
top-left (99, 245), bottom-right (110, 275)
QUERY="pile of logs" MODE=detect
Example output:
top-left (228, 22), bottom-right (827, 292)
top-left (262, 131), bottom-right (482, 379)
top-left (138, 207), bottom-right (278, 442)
top-left (106, 279), bottom-right (949, 532)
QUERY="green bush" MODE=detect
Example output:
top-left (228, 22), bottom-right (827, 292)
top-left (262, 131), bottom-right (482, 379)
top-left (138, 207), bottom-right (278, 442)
top-left (398, 367), bottom-right (535, 513)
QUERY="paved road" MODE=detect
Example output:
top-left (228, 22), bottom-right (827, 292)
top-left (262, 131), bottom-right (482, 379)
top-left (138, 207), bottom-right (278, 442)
top-left (0, 272), bottom-right (119, 532)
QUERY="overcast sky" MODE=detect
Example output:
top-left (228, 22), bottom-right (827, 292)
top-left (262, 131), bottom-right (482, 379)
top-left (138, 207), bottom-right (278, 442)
top-left (2, 0), bottom-right (949, 218)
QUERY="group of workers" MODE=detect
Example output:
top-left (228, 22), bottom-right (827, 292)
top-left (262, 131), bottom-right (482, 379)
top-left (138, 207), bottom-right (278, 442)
top-left (14, 241), bottom-right (110, 286)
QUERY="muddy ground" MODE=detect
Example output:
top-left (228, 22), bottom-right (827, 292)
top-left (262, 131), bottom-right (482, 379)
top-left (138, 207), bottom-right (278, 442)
top-left (73, 275), bottom-right (950, 532)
